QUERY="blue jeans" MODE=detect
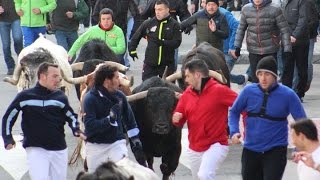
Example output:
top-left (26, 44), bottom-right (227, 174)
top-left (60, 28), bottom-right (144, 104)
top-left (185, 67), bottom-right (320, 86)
top-left (292, 38), bottom-right (315, 89)
top-left (225, 54), bottom-right (250, 84)
top-left (21, 26), bottom-right (46, 47)
top-left (55, 30), bottom-right (78, 51)
top-left (124, 17), bottom-right (134, 67)
top-left (0, 19), bottom-right (23, 70)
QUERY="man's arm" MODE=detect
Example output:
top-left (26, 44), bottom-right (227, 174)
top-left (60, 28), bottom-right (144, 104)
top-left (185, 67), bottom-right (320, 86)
top-left (141, 0), bottom-right (156, 20)
top-left (213, 14), bottom-right (229, 39)
top-left (128, 20), bottom-right (147, 54)
top-left (176, 0), bottom-right (192, 22)
top-left (180, 12), bottom-right (199, 32)
top-left (234, 8), bottom-right (248, 49)
top-left (229, 88), bottom-right (248, 137)
top-left (275, 8), bottom-right (291, 53)
top-left (289, 92), bottom-right (307, 121)
top-left (40, 0), bottom-right (57, 14)
top-left (68, 29), bottom-right (92, 58)
top-left (73, 0), bottom-right (89, 21)
top-left (2, 94), bottom-right (22, 149)
top-left (291, 0), bottom-right (307, 40)
top-left (172, 93), bottom-right (187, 127)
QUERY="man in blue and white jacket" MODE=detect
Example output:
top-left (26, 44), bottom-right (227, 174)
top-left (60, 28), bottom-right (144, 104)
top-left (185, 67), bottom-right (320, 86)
top-left (229, 56), bottom-right (306, 180)
top-left (82, 64), bottom-right (144, 172)
top-left (2, 60), bottom-right (84, 180)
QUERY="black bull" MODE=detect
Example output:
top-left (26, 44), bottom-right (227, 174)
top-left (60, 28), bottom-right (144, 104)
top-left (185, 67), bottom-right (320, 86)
top-left (129, 76), bottom-right (183, 180)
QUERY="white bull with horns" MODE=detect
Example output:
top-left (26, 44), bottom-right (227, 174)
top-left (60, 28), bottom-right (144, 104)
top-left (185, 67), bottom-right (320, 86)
top-left (3, 34), bottom-right (130, 95)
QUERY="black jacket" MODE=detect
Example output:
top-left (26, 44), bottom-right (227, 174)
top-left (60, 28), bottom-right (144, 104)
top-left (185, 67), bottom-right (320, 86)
top-left (92, 0), bottom-right (142, 37)
top-left (129, 16), bottom-right (182, 66)
top-left (282, 0), bottom-right (309, 45)
top-left (142, 0), bottom-right (191, 21)
top-left (2, 83), bottom-right (80, 150)
top-left (0, 0), bottom-right (20, 22)
top-left (83, 86), bottom-right (139, 144)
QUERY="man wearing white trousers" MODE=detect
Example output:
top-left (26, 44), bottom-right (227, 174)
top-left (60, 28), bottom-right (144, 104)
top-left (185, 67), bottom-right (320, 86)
top-left (172, 58), bottom-right (237, 180)
top-left (2, 60), bottom-right (85, 180)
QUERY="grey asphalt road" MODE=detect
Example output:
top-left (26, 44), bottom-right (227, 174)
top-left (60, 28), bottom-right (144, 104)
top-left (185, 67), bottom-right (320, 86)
top-left (0, 30), bottom-right (319, 180)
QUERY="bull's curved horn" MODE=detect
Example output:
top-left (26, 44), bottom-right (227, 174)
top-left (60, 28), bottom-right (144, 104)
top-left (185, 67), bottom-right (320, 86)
top-left (71, 62), bottom-right (84, 71)
top-left (103, 61), bottom-right (129, 72)
top-left (3, 64), bottom-right (23, 85)
top-left (209, 70), bottom-right (227, 84)
top-left (61, 69), bottom-right (87, 84)
top-left (126, 90), bottom-right (148, 102)
top-left (119, 73), bottom-right (134, 87)
top-left (166, 71), bottom-right (182, 82)
top-left (162, 66), bottom-right (168, 80)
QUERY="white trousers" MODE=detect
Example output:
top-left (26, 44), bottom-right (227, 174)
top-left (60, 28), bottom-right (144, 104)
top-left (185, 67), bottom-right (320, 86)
top-left (86, 139), bottom-right (128, 172)
top-left (188, 142), bottom-right (229, 180)
top-left (25, 147), bottom-right (68, 180)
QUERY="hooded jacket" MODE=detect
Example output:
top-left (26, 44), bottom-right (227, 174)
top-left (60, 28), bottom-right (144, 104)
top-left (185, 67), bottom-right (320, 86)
top-left (234, 0), bottom-right (292, 54)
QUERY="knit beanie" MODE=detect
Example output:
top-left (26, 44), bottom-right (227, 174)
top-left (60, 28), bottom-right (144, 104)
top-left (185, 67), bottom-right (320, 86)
top-left (256, 56), bottom-right (278, 78)
top-left (206, 0), bottom-right (219, 6)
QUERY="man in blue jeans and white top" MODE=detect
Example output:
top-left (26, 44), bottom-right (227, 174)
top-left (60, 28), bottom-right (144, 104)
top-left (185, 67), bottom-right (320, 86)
top-left (229, 56), bottom-right (306, 180)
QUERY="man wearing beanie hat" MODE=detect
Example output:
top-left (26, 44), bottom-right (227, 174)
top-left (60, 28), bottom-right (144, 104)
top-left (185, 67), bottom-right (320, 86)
top-left (180, 0), bottom-right (229, 52)
top-left (229, 56), bottom-right (306, 180)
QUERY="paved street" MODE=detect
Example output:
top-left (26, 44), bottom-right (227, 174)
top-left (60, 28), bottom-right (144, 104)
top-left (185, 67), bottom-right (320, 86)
top-left (0, 30), bottom-right (319, 180)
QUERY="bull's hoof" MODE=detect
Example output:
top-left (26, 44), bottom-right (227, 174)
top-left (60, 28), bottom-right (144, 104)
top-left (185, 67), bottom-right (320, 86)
top-left (3, 77), bottom-right (17, 85)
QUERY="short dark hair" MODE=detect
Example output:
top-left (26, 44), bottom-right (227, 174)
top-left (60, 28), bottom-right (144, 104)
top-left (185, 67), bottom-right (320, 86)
top-left (155, 0), bottom-right (170, 7)
top-left (184, 58), bottom-right (209, 77)
top-left (37, 62), bottom-right (59, 79)
top-left (291, 119), bottom-right (318, 141)
top-left (99, 8), bottom-right (113, 20)
top-left (94, 64), bottom-right (118, 87)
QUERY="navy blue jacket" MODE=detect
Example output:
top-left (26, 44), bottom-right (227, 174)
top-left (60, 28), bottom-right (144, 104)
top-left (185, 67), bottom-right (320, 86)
top-left (2, 83), bottom-right (80, 150)
top-left (83, 86), bottom-right (139, 144)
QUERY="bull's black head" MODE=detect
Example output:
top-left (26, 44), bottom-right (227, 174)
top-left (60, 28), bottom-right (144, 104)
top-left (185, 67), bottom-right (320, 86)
top-left (146, 87), bottom-right (177, 135)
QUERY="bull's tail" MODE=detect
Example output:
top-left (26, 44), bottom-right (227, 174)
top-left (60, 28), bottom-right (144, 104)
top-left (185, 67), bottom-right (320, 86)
top-left (68, 138), bottom-right (84, 166)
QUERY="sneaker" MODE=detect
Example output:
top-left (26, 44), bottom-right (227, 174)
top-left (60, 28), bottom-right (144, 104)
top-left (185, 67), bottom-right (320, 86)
top-left (6, 68), bottom-right (14, 75)
top-left (238, 74), bottom-right (249, 89)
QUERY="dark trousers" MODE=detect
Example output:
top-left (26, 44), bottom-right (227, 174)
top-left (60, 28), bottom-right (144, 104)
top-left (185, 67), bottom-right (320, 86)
top-left (281, 43), bottom-right (309, 98)
top-left (241, 146), bottom-right (287, 180)
top-left (249, 53), bottom-right (277, 83)
top-left (142, 63), bottom-right (175, 81)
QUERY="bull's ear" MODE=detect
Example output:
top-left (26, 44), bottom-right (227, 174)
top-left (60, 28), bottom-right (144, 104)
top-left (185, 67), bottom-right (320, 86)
top-left (129, 176), bottom-right (134, 180)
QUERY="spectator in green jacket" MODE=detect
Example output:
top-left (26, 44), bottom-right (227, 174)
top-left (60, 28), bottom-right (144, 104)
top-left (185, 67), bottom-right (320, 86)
top-left (68, 8), bottom-right (126, 62)
top-left (14, 0), bottom-right (56, 47)
top-left (51, 0), bottom-right (89, 52)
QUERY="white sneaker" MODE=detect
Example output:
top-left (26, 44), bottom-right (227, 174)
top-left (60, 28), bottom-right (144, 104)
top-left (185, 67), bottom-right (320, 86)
top-left (238, 74), bottom-right (249, 89)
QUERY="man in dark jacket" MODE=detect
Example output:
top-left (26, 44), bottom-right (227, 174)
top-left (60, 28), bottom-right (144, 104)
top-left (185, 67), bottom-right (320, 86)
top-left (181, 0), bottom-right (229, 52)
top-left (2, 61), bottom-right (85, 179)
top-left (0, 0), bottom-right (23, 75)
top-left (234, 0), bottom-right (291, 83)
top-left (129, 0), bottom-right (182, 81)
top-left (82, 64), bottom-right (144, 172)
top-left (51, 0), bottom-right (89, 52)
top-left (281, 0), bottom-right (309, 101)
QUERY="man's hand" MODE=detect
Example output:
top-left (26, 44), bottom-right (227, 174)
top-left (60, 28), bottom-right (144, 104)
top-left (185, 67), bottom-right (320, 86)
top-left (74, 131), bottom-right (87, 140)
top-left (172, 112), bottom-right (182, 124)
top-left (0, 6), bottom-right (4, 14)
top-left (129, 51), bottom-right (138, 61)
top-left (295, 151), bottom-right (315, 168)
top-left (231, 133), bottom-right (241, 144)
top-left (290, 36), bottom-right (296, 44)
top-left (235, 47), bottom-right (241, 57)
top-left (183, 26), bottom-right (193, 35)
top-left (32, 8), bottom-right (41, 15)
top-left (17, 9), bottom-right (23, 16)
top-left (208, 19), bottom-right (216, 32)
top-left (5, 144), bottom-right (15, 150)
top-left (229, 49), bottom-right (238, 60)
top-left (66, 11), bottom-right (74, 18)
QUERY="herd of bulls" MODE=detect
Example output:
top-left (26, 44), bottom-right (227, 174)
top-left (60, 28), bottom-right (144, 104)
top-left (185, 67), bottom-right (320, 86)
top-left (3, 35), bottom-right (230, 180)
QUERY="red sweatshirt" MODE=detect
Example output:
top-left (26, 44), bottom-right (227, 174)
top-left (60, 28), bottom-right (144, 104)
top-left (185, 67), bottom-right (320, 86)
top-left (173, 79), bottom-right (237, 152)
